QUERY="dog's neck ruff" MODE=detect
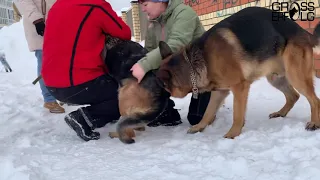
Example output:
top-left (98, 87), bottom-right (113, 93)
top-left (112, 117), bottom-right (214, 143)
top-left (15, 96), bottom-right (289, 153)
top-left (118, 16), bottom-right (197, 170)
top-left (182, 49), bottom-right (199, 99)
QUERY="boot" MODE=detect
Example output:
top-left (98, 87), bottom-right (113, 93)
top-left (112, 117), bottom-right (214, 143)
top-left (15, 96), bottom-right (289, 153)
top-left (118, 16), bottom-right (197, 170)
top-left (44, 101), bottom-right (65, 113)
top-left (147, 99), bottom-right (182, 127)
top-left (64, 108), bottom-right (100, 141)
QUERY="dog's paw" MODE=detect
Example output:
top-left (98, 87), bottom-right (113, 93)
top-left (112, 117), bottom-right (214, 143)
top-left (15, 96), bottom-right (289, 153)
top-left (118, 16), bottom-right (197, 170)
top-left (223, 127), bottom-right (241, 139)
top-left (305, 121), bottom-right (320, 131)
top-left (119, 137), bottom-right (136, 144)
top-left (187, 124), bottom-right (206, 134)
top-left (269, 111), bottom-right (286, 119)
top-left (108, 132), bottom-right (119, 138)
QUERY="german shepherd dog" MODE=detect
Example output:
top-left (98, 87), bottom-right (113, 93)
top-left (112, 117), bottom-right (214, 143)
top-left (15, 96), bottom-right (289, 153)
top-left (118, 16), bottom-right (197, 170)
top-left (156, 6), bottom-right (320, 139)
top-left (103, 36), bottom-right (170, 144)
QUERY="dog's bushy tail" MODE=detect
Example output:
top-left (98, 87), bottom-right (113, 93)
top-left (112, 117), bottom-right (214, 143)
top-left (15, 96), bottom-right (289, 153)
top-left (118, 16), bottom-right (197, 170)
top-left (313, 22), bottom-right (320, 54)
top-left (116, 116), bottom-right (147, 144)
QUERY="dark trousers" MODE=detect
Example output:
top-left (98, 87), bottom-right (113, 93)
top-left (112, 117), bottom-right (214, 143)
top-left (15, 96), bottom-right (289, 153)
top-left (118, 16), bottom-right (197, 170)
top-left (47, 74), bottom-right (120, 128)
top-left (187, 92), bottom-right (212, 125)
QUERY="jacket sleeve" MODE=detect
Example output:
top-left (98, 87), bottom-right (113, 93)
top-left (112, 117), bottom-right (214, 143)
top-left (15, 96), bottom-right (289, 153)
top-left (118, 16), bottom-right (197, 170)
top-left (99, 2), bottom-right (132, 40)
top-left (137, 8), bottom-right (202, 73)
top-left (13, 0), bottom-right (44, 23)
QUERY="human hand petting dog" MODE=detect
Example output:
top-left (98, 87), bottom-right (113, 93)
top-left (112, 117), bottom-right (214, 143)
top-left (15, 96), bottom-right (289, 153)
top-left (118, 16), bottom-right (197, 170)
top-left (131, 63), bottom-right (145, 83)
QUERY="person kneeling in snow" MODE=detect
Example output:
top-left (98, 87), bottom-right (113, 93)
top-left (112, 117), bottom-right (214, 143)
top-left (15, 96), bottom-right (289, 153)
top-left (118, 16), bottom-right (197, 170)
top-left (42, 0), bottom-right (182, 141)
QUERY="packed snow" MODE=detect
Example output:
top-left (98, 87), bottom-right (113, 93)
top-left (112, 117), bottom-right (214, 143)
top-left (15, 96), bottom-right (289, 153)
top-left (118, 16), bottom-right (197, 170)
top-left (1, 21), bottom-right (320, 180)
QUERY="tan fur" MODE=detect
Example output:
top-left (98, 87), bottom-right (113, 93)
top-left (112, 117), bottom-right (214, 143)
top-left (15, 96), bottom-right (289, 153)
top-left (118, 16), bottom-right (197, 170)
top-left (118, 79), bottom-right (154, 117)
top-left (108, 79), bottom-right (154, 141)
top-left (158, 29), bottom-right (320, 139)
top-left (109, 126), bottom-right (145, 139)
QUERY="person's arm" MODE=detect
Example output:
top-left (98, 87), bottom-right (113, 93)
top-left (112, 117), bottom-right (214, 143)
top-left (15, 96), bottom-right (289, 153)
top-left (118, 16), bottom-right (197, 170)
top-left (99, 2), bottom-right (131, 40)
top-left (13, 0), bottom-right (44, 23)
top-left (137, 8), bottom-right (202, 73)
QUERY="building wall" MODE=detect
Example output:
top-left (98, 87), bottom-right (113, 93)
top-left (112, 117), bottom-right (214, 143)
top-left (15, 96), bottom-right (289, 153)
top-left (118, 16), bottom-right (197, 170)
top-left (0, 0), bottom-right (14, 28)
top-left (184, 0), bottom-right (320, 78)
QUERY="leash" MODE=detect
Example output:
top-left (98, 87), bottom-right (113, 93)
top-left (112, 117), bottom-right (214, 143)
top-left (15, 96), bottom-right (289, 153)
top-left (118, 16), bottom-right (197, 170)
top-left (146, 98), bottom-right (169, 124)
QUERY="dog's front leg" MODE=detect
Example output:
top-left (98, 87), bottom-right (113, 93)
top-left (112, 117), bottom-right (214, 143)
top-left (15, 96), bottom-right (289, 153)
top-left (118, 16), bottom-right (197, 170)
top-left (187, 90), bottom-right (230, 134)
top-left (224, 81), bottom-right (250, 139)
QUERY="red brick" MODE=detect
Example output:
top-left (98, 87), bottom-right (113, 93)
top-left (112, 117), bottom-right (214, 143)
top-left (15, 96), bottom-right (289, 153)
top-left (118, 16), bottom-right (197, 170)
top-left (310, 18), bottom-right (320, 28)
top-left (314, 52), bottom-right (320, 60)
top-left (296, 20), bottom-right (310, 29)
top-left (202, 8), bottom-right (207, 15)
top-left (213, 4), bottom-right (218, 12)
top-left (204, 0), bottom-right (211, 8)
top-left (242, 0), bottom-right (255, 5)
top-left (317, 70), bottom-right (320, 78)
top-left (225, 0), bottom-right (241, 9)
top-left (199, 3), bottom-right (204, 10)
top-left (194, 4), bottom-right (199, 10)
top-left (218, 2), bottom-right (224, 10)
top-left (199, 9), bottom-right (205, 15)
top-left (307, 28), bottom-right (314, 34)
top-left (315, 60), bottom-right (320, 70)
top-left (207, 6), bottom-right (214, 13)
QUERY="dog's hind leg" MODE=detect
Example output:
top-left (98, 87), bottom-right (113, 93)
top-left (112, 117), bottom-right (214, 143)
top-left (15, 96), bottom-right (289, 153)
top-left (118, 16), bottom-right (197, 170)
top-left (266, 75), bottom-right (300, 118)
top-left (283, 43), bottom-right (320, 130)
top-left (187, 90), bottom-right (230, 134)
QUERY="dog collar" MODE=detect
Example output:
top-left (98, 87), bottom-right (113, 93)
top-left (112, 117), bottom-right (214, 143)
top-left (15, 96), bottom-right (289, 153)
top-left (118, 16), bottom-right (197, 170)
top-left (183, 49), bottom-right (199, 99)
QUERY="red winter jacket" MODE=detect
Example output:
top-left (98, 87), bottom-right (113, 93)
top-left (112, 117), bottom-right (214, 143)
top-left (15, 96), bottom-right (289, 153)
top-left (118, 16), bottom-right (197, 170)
top-left (42, 0), bottom-right (131, 88)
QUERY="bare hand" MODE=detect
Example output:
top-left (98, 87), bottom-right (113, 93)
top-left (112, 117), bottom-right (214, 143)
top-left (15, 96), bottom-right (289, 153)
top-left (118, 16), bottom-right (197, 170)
top-left (130, 63), bottom-right (146, 83)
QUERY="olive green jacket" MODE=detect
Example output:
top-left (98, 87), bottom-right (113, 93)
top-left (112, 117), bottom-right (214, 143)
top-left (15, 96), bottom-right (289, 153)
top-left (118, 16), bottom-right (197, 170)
top-left (137, 0), bottom-right (205, 72)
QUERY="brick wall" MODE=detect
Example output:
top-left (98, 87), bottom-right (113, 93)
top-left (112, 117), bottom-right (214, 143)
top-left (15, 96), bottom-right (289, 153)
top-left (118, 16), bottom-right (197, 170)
top-left (184, 0), bottom-right (320, 78)
top-left (131, 1), bottom-right (141, 42)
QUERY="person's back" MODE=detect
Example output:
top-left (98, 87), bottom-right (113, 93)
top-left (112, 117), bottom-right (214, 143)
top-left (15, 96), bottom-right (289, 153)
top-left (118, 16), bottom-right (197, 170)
top-left (41, 0), bottom-right (132, 141)
top-left (42, 0), bottom-right (131, 88)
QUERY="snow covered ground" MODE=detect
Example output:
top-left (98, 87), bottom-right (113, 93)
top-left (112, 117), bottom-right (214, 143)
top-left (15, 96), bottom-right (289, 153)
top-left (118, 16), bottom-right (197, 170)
top-left (1, 21), bottom-right (320, 180)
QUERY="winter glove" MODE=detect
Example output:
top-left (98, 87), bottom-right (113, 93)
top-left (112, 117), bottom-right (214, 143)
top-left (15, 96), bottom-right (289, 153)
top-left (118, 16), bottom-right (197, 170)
top-left (33, 19), bottom-right (45, 36)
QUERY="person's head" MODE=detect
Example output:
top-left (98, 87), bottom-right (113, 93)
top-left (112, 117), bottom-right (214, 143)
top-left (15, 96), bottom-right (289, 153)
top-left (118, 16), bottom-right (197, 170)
top-left (139, 0), bottom-right (169, 20)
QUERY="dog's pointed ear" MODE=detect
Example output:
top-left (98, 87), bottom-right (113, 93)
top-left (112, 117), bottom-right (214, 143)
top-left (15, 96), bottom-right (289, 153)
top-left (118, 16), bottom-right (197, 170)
top-left (159, 41), bottom-right (172, 59)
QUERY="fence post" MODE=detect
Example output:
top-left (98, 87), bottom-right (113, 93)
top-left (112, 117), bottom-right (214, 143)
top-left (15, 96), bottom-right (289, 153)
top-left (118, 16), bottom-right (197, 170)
top-left (131, 0), bottom-right (141, 42)
top-left (121, 10), bottom-right (127, 24)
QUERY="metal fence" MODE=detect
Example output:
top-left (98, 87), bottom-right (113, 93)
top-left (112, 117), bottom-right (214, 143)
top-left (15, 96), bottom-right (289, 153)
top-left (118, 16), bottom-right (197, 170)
top-left (0, 0), bottom-right (14, 27)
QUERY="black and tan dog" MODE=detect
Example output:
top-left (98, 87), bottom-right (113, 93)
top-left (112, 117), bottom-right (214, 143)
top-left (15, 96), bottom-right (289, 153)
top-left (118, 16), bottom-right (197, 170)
top-left (156, 6), bottom-right (320, 139)
top-left (103, 37), bottom-right (171, 144)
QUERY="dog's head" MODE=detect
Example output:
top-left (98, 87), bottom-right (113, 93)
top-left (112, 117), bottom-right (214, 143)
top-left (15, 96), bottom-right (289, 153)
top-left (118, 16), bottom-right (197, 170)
top-left (105, 39), bottom-right (148, 81)
top-left (156, 41), bottom-right (195, 98)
